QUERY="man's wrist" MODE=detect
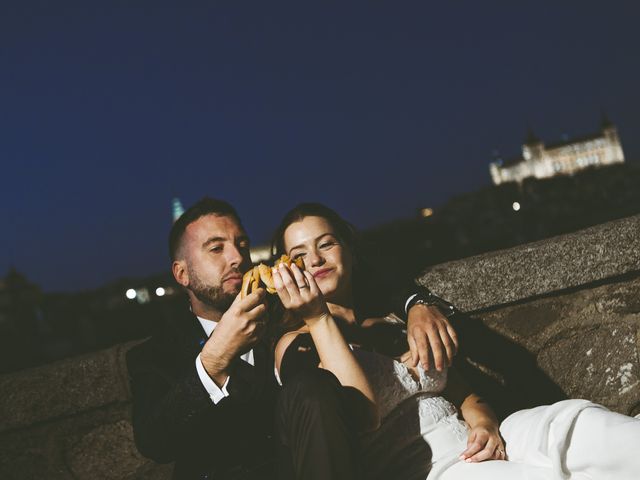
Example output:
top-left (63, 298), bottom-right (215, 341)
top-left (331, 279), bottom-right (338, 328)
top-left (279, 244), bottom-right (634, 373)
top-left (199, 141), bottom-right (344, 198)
top-left (196, 354), bottom-right (230, 403)
top-left (406, 289), bottom-right (457, 318)
top-left (200, 349), bottom-right (231, 387)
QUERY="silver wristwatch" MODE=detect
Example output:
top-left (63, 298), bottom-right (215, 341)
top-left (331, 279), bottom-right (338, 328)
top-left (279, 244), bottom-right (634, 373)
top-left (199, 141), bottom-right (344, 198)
top-left (407, 290), bottom-right (457, 318)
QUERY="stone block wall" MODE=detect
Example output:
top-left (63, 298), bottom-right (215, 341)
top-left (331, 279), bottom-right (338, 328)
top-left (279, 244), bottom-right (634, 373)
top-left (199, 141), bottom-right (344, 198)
top-left (1, 214), bottom-right (639, 479)
top-left (0, 341), bottom-right (173, 479)
top-left (418, 213), bottom-right (640, 418)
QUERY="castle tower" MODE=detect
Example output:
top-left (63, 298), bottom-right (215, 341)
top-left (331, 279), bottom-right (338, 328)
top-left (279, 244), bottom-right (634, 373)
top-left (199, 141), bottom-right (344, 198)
top-left (522, 127), bottom-right (544, 161)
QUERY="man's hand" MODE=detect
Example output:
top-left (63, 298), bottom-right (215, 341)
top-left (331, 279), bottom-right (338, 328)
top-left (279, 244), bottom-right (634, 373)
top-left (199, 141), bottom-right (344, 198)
top-left (200, 289), bottom-right (267, 385)
top-left (406, 304), bottom-right (458, 371)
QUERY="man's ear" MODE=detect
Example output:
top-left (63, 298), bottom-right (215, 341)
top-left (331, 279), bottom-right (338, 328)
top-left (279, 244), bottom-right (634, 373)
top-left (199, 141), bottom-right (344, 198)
top-left (172, 260), bottom-right (189, 287)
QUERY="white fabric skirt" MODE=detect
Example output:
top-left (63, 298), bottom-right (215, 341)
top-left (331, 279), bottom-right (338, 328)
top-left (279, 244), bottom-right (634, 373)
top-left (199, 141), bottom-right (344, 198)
top-left (434, 399), bottom-right (640, 480)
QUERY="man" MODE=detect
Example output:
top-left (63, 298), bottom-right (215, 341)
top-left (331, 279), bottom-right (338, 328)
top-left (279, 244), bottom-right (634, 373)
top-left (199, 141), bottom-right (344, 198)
top-left (127, 198), bottom-right (458, 479)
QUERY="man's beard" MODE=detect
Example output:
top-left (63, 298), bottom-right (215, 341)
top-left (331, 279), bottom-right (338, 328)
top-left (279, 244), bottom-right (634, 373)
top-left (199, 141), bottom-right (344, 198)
top-left (187, 264), bottom-right (238, 311)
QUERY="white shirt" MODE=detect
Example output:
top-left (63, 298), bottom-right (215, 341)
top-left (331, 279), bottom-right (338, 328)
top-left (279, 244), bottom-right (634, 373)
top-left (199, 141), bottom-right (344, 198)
top-left (195, 316), bottom-right (255, 404)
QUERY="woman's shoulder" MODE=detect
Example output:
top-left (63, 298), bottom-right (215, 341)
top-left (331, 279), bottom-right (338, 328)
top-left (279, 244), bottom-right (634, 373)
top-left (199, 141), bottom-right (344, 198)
top-left (275, 327), bottom-right (322, 385)
top-left (274, 328), bottom-right (311, 370)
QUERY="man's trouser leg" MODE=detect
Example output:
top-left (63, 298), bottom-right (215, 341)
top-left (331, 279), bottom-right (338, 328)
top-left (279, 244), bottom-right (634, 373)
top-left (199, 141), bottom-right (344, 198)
top-left (276, 368), bottom-right (359, 480)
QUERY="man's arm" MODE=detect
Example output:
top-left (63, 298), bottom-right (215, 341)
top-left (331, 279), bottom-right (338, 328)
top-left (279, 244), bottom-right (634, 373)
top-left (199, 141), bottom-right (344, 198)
top-left (126, 341), bottom-right (222, 463)
top-left (127, 340), bottom-right (269, 463)
top-left (127, 290), bottom-right (268, 463)
top-left (199, 289), bottom-right (267, 388)
top-left (388, 282), bottom-right (460, 371)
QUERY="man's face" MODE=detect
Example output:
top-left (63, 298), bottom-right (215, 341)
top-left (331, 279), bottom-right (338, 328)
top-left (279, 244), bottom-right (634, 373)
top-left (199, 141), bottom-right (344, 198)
top-left (177, 214), bottom-right (252, 311)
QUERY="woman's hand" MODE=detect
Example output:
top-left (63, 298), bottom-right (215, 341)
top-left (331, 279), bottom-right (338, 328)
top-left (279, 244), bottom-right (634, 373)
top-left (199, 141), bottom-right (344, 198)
top-left (459, 422), bottom-right (506, 463)
top-left (273, 262), bottom-right (380, 431)
top-left (272, 263), bottom-right (329, 325)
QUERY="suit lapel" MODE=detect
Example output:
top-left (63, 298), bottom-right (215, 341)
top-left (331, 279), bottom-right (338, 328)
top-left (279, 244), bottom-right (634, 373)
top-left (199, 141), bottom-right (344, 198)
top-left (251, 340), bottom-right (272, 388)
top-left (165, 307), bottom-right (208, 364)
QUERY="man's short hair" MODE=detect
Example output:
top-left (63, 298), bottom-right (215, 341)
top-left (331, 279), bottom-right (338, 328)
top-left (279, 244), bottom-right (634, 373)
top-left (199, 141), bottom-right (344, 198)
top-left (169, 197), bottom-right (242, 261)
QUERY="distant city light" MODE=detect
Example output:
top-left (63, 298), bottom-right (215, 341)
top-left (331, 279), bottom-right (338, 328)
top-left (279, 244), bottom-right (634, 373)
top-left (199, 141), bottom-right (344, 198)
top-left (137, 288), bottom-right (151, 304)
top-left (125, 288), bottom-right (137, 300)
top-left (155, 287), bottom-right (166, 297)
top-left (172, 198), bottom-right (185, 223)
top-left (512, 202), bottom-right (521, 211)
top-left (421, 208), bottom-right (434, 218)
top-left (250, 245), bottom-right (272, 263)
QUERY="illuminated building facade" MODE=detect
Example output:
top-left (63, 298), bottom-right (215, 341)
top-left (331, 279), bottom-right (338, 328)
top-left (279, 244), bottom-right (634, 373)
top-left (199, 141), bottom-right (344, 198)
top-left (490, 116), bottom-right (625, 185)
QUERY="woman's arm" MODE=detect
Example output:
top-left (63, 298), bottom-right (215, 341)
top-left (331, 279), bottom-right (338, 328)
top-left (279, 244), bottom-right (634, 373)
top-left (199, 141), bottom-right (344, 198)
top-left (442, 367), bottom-right (506, 463)
top-left (273, 263), bottom-right (379, 431)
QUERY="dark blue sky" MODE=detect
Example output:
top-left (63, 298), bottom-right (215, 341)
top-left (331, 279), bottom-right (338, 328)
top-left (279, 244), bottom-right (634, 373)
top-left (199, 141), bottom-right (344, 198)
top-left (2, 2), bottom-right (639, 292)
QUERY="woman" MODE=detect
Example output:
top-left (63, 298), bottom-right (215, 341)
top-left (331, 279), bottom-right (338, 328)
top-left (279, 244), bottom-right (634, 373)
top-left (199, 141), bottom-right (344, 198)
top-left (271, 202), bottom-right (640, 480)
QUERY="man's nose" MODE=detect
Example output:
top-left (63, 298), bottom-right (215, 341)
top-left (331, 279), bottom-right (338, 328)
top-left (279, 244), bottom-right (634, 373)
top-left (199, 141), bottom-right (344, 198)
top-left (227, 245), bottom-right (245, 268)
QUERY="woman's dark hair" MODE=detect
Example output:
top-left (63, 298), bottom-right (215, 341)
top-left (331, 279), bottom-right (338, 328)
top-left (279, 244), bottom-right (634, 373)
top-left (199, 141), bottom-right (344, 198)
top-left (271, 202), bottom-right (359, 261)
top-left (269, 203), bottom-right (386, 338)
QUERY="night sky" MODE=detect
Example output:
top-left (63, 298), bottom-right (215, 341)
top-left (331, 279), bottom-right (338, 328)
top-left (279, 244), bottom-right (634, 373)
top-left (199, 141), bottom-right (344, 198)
top-left (2, 2), bottom-right (639, 292)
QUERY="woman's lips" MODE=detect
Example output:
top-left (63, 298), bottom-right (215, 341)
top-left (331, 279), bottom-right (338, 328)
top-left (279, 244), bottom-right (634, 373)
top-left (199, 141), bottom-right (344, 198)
top-left (313, 268), bottom-right (333, 279)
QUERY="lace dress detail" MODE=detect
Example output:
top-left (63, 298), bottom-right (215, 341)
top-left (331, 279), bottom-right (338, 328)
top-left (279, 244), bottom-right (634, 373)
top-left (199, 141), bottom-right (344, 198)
top-left (351, 348), bottom-right (448, 418)
top-left (352, 348), bottom-right (469, 480)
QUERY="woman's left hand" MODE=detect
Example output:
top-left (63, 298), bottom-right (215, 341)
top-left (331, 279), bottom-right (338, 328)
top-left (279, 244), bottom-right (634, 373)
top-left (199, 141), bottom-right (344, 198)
top-left (459, 422), bottom-right (506, 462)
top-left (272, 263), bottom-right (329, 325)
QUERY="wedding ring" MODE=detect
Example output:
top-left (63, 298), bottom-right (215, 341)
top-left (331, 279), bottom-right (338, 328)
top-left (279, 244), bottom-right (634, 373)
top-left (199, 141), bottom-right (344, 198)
top-left (298, 284), bottom-right (309, 289)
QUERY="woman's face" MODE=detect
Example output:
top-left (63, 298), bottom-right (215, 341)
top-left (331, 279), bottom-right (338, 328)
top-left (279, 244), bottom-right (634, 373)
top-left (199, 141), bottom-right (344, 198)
top-left (283, 215), bottom-right (353, 304)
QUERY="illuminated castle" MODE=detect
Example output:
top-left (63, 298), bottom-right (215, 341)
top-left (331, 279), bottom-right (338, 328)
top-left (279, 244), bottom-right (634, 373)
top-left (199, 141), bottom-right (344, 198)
top-left (490, 115), bottom-right (625, 185)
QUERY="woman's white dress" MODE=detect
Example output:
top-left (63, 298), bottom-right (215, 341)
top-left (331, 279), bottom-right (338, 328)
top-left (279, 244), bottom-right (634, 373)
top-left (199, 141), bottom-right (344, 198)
top-left (353, 348), bottom-right (640, 480)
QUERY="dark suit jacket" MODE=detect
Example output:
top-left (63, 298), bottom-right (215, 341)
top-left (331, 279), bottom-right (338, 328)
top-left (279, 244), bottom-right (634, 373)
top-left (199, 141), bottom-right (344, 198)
top-left (126, 305), bottom-right (279, 480)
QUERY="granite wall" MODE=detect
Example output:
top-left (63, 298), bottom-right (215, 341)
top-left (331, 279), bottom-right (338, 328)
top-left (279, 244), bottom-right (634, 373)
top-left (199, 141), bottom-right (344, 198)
top-left (1, 214), bottom-right (639, 479)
